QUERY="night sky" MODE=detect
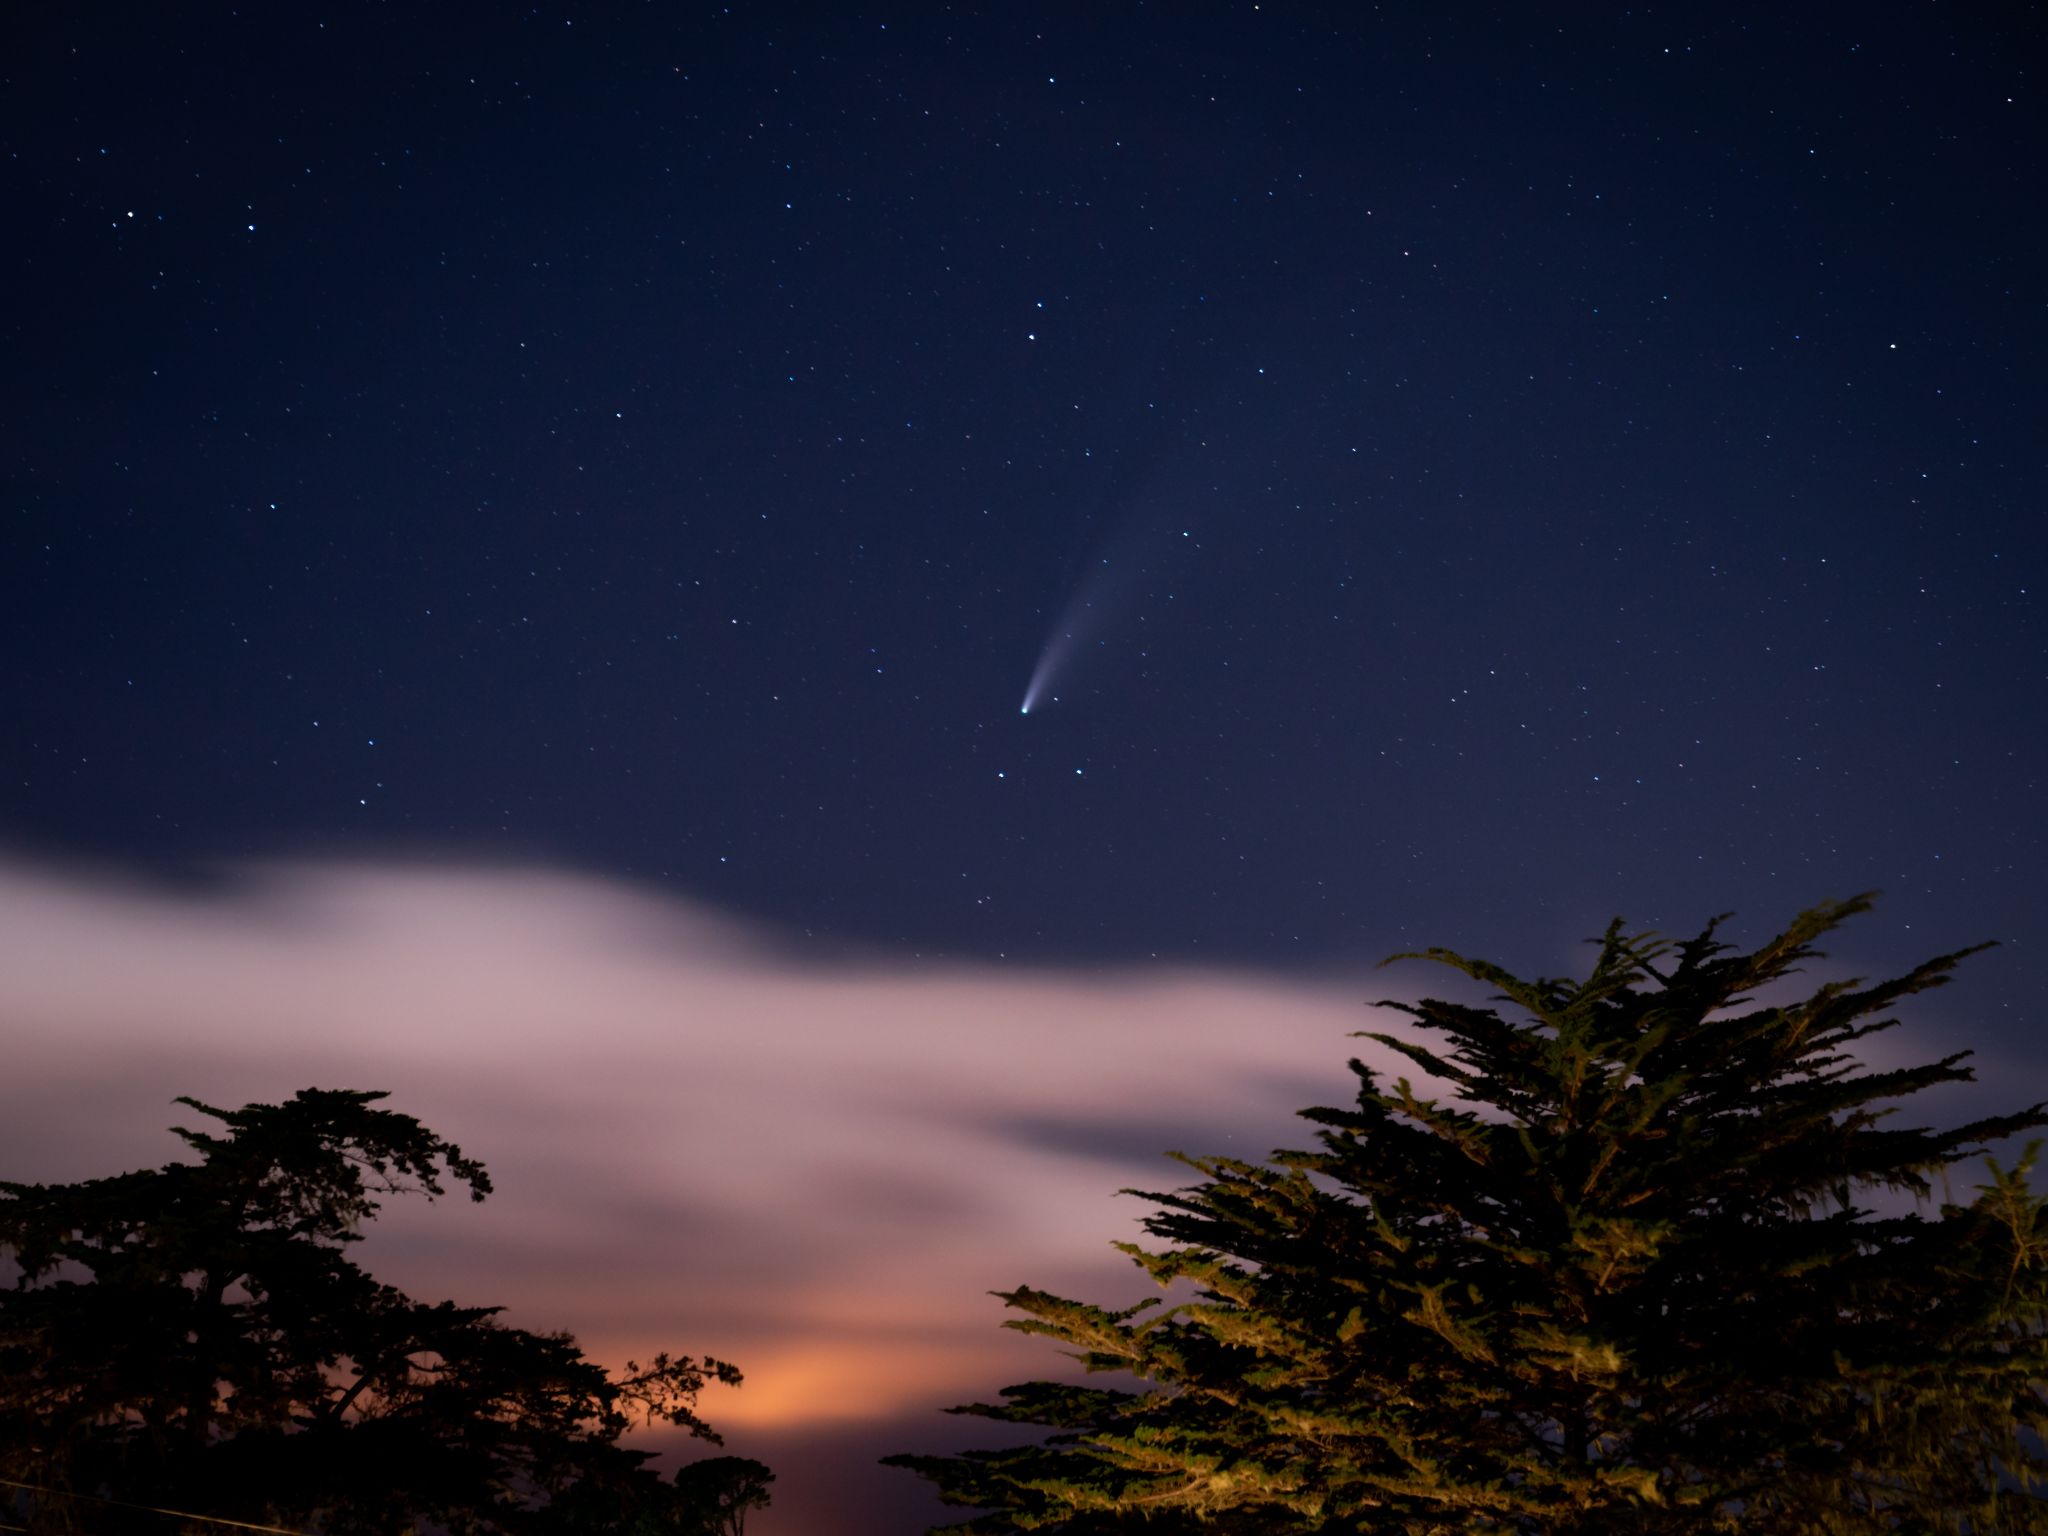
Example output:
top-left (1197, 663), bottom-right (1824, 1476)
top-left (6, 6), bottom-right (2046, 1534)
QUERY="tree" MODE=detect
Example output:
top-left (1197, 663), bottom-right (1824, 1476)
top-left (888, 897), bottom-right (2048, 1533)
top-left (0, 1088), bottom-right (759, 1536)
top-left (670, 1457), bottom-right (775, 1536)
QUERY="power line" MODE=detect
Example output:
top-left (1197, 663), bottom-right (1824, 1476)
top-left (0, 1480), bottom-right (309, 1536)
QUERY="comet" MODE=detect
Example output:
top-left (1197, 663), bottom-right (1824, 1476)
top-left (1019, 628), bottom-right (1080, 715)
top-left (1018, 460), bottom-right (1203, 716)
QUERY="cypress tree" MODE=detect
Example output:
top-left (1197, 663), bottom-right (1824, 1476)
top-left (888, 897), bottom-right (2048, 1532)
top-left (0, 1088), bottom-right (751, 1536)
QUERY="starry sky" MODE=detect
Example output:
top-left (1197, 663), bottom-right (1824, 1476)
top-left (5, 5), bottom-right (2046, 1533)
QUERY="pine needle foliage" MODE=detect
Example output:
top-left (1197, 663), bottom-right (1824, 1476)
top-left (887, 897), bottom-right (2048, 1533)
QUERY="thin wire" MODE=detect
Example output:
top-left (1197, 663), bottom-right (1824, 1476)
top-left (0, 1480), bottom-right (309, 1536)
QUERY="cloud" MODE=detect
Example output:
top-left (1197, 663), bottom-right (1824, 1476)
top-left (7, 854), bottom-right (2038, 1534)
top-left (0, 852), bottom-right (1418, 1531)
top-left (986, 1107), bottom-right (1334, 1169)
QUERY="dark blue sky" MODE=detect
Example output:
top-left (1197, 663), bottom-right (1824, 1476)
top-left (10, 3), bottom-right (2043, 967)
top-left (7, 6), bottom-right (2048, 1533)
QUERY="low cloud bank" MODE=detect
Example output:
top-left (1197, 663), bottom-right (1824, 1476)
top-left (0, 855), bottom-right (1424, 1532)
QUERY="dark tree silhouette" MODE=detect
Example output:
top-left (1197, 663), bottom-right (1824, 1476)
top-left (889, 897), bottom-right (2048, 1533)
top-left (670, 1457), bottom-right (775, 1536)
top-left (0, 1088), bottom-right (758, 1536)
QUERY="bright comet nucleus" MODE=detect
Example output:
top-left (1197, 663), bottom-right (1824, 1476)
top-left (1019, 648), bottom-right (1065, 717)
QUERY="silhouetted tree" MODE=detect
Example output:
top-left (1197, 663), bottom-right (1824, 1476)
top-left (889, 897), bottom-right (2048, 1532)
top-left (0, 1088), bottom-right (756, 1536)
top-left (671, 1456), bottom-right (775, 1536)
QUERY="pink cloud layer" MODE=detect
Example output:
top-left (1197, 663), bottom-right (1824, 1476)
top-left (1, 856), bottom-right (1429, 1532)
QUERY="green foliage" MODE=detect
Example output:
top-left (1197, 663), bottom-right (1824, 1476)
top-left (888, 897), bottom-right (2048, 1532)
top-left (0, 1088), bottom-right (755, 1536)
